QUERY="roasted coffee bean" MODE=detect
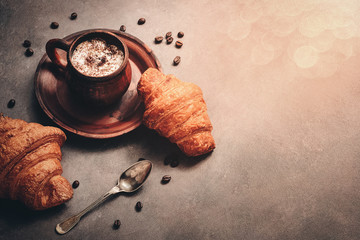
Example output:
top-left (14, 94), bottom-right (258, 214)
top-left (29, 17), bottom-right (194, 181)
top-left (165, 32), bottom-right (172, 38)
top-left (50, 22), bottom-right (59, 29)
top-left (173, 56), bottom-right (181, 66)
top-left (138, 18), bottom-right (146, 25)
top-left (161, 175), bottom-right (171, 184)
top-left (166, 37), bottom-right (173, 44)
top-left (175, 41), bottom-right (183, 48)
top-left (170, 159), bottom-right (179, 168)
top-left (164, 154), bottom-right (175, 165)
top-left (7, 99), bottom-right (15, 108)
top-left (164, 157), bottom-right (170, 165)
top-left (113, 219), bottom-right (121, 229)
top-left (120, 25), bottom-right (126, 32)
top-left (135, 201), bottom-right (143, 211)
top-left (177, 31), bottom-right (184, 38)
top-left (25, 48), bottom-right (34, 57)
top-left (72, 180), bottom-right (80, 189)
top-left (138, 158), bottom-right (146, 161)
top-left (23, 40), bottom-right (31, 48)
top-left (155, 36), bottom-right (163, 44)
top-left (70, 12), bottom-right (78, 20)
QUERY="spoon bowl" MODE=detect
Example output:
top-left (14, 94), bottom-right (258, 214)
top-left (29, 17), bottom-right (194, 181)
top-left (117, 160), bottom-right (152, 192)
top-left (56, 160), bottom-right (152, 235)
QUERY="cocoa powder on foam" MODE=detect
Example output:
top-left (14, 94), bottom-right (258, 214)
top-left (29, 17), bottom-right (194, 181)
top-left (71, 38), bottom-right (124, 77)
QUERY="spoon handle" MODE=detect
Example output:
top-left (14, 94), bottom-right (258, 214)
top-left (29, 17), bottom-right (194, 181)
top-left (55, 186), bottom-right (120, 235)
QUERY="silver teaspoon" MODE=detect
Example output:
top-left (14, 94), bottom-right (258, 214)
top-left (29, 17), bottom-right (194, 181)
top-left (55, 160), bottom-right (152, 235)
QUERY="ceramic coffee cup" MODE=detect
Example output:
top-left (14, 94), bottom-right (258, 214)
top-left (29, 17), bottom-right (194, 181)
top-left (46, 30), bottom-right (132, 106)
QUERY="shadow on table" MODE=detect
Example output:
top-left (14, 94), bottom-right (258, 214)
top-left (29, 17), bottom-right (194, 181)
top-left (31, 92), bottom-right (212, 168)
top-left (62, 125), bottom-right (211, 168)
top-left (0, 184), bottom-right (143, 227)
top-left (0, 198), bottom-right (66, 225)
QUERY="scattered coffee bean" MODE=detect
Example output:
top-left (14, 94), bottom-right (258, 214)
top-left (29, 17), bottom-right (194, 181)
top-left (72, 180), bottom-right (80, 189)
top-left (25, 48), bottom-right (34, 57)
top-left (7, 99), bottom-right (15, 108)
top-left (175, 41), bottom-right (183, 48)
top-left (155, 36), bottom-right (163, 44)
top-left (120, 25), bottom-right (126, 32)
top-left (173, 56), bottom-right (181, 66)
top-left (138, 158), bottom-right (146, 161)
top-left (161, 175), bottom-right (171, 184)
top-left (23, 40), bottom-right (31, 48)
top-left (170, 159), bottom-right (179, 168)
top-left (166, 37), bottom-right (173, 44)
top-left (138, 18), bottom-right (146, 25)
top-left (50, 22), bottom-right (59, 29)
top-left (70, 12), bottom-right (78, 20)
top-left (135, 201), bottom-right (143, 211)
top-left (177, 31), bottom-right (184, 38)
top-left (165, 32), bottom-right (172, 38)
top-left (113, 219), bottom-right (121, 229)
top-left (164, 155), bottom-right (174, 165)
top-left (165, 153), bottom-right (179, 166)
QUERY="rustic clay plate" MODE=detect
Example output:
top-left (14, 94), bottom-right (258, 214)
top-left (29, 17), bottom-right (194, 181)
top-left (34, 29), bottom-right (162, 138)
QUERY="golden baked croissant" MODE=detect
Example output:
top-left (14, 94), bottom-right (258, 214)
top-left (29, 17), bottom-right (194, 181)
top-left (137, 68), bottom-right (215, 156)
top-left (0, 114), bottom-right (73, 210)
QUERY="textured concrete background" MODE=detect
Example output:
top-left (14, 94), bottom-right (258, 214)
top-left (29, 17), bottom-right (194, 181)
top-left (1, 0), bottom-right (360, 239)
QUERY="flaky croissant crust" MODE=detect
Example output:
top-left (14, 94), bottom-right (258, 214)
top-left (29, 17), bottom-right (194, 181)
top-left (137, 68), bottom-right (215, 156)
top-left (0, 114), bottom-right (73, 210)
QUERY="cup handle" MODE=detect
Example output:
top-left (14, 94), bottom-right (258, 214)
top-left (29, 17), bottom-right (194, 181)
top-left (46, 39), bottom-right (71, 70)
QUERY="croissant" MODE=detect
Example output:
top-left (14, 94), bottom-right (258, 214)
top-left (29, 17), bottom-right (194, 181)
top-left (137, 68), bottom-right (215, 156)
top-left (0, 114), bottom-right (73, 210)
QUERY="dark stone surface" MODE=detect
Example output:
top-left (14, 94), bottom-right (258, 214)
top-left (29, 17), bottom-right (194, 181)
top-left (1, 0), bottom-right (360, 239)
